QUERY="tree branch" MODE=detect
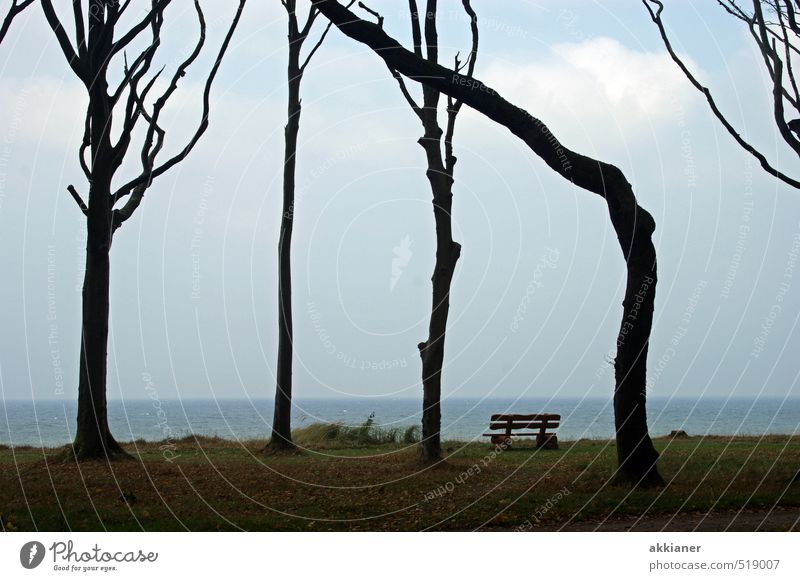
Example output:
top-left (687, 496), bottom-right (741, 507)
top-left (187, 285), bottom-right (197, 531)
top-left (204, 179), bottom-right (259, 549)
top-left (71, 0), bottom-right (86, 59)
top-left (358, 1), bottom-right (383, 27)
top-left (752, 1), bottom-right (800, 156)
top-left (643, 0), bottom-right (800, 189)
top-left (408, 0), bottom-right (422, 57)
top-left (394, 69), bottom-right (423, 118)
top-left (108, 0), bottom-right (172, 60)
top-left (67, 184), bottom-right (88, 215)
top-left (112, 0), bottom-right (247, 218)
top-left (0, 0), bottom-right (34, 46)
top-left (445, 0), bottom-right (478, 173)
top-left (39, 0), bottom-right (84, 80)
top-left (309, 0), bottom-right (637, 205)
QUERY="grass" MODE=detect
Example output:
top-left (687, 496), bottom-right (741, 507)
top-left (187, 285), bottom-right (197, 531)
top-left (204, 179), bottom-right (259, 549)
top-left (291, 413), bottom-right (420, 449)
top-left (0, 430), bottom-right (798, 531)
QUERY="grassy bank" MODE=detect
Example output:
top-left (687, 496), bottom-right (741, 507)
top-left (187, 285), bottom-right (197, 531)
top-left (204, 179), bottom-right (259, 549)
top-left (0, 432), bottom-right (798, 531)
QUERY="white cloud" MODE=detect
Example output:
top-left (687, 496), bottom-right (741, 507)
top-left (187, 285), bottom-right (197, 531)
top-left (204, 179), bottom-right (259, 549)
top-left (0, 76), bottom-right (85, 150)
top-left (480, 36), bottom-right (702, 139)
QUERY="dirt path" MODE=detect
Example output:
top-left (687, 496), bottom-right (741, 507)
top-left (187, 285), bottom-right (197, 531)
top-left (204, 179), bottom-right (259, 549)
top-left (530, 507), bottom-right (800, 532)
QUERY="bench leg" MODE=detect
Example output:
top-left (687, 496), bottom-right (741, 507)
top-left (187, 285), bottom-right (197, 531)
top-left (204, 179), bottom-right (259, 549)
top-left (491, 434), bottom-right (512, 449)
top-left (536, 434), bottom-right (558, 450)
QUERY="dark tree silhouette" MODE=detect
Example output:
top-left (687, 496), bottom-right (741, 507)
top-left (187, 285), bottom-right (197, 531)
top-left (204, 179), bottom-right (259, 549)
top-left (644, 0), bottom-right (800, 189)
top-left (41, 0), bottom-right (246, 460)
top-left (0, 0), bottom-right (33, 46)
top-left (368, 0), bottom-right (477, 462)
top-left (269, 0), bottom-right (343, 451)
top-left (311, 0), bottom-right (663, 485)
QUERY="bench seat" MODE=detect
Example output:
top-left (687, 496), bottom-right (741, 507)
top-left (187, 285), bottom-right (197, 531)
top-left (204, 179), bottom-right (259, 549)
top-left (481, 432), bottom-right (552, 437)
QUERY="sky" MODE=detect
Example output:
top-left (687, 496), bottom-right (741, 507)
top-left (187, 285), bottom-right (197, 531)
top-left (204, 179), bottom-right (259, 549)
top-left (1, 0), bottom-right (799, 404)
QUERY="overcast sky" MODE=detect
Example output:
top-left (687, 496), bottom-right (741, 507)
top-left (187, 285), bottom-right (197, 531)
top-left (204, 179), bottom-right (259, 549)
top-left (1, 0), bottom-right (799, 404)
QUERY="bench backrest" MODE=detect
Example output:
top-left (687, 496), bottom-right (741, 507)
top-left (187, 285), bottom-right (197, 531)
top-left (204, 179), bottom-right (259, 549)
top-left (488, 413), bottom-right (560, 431)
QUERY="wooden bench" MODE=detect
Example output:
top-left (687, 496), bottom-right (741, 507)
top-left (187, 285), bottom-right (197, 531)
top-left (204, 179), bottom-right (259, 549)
top-left (482, 414), bottom-right (560, 449)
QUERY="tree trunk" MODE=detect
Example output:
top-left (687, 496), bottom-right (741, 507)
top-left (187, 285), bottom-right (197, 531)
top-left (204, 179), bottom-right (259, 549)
top-left (71, 179), bottom-right (124, 460)
top-left (269, 50), bottom-right (302, 450)
top-left (310, 0), bottom-right (663, 484)
top-left (418, 135), bottom-right (461, 462)
top-left (611, 206), bottom-right (662, 485)
top-left (418, 238), bottom-right (460, 461)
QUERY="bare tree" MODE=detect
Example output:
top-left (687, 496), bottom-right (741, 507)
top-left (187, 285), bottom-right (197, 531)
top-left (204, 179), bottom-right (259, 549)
top-left (644, 0), bottom-right (800, 189)
top-left (312, 0), bottom-right (664, 485)
top-left (41, 0), bottom-right (246, 460)
top-left (0, 0), bottom-right (34, 46)
top-left (269, 0), bottom-right (347, 451)
top-left (361, 0), bottom-right (477, 462)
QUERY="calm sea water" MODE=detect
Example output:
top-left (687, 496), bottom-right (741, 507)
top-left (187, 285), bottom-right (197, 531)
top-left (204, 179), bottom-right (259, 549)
top-left (1, 397), bottom-right (798, 448)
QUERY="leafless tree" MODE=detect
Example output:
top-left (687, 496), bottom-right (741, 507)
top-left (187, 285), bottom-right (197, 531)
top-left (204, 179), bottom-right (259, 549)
top-left (360, 0), bottom-right (477, 462)
top-left (644, 0), bottom-right (800, 189)
top-left (41, 0), bottom-right (246, 460)
top-left (312, 0), bottom-right (664, 485)
top-left (269, 0), bottom-right (348, 451)
top-left (0, 0), bottom-right (34, 46)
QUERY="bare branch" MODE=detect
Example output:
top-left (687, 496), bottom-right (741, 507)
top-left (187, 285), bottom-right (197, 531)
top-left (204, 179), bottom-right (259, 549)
top-left (394, 70), bottom-right (423, 118)
top-left (753, 1), bottom-right (800, 156)
top-left (444, 0), bottom-right (478, 173)
top-left (358, 1), bottom-right (383, 28)
top-left (408, 0), bottom-right (422, 57)
top-left (423, 0), bottom-right (437, 65)
top-left (112, 184), bottom-right (144, 231)
top-left (300, 5), bottom-right (319, 37)
top-left (776, 2), bottom-right (800, 107)
top-left (643, 0), bottom-right (800, 189)
top-left (108, 0), bottom-right (172, 60)
top-left (112, 0), bottom-right (247, 217)
top-left (300, 19), bottom-right (333, 72)
top-left (71, 0), bottom-right (85, 59)
top-left (0, 0), bottom-right (34, 46)
top-left (39, 0), bottom-right (84, 80)
top-left (67, 184), bottom-right (88, 215)
top-left (109, 15), bottom-right (162, 108)
top-left (447, 0), bottom-right (478, 118)
top-left (78, 111), bottom-right (90, 180)
top-left (300, 1), bottom-right (354, 73)
top-left (113, 0), bottom-right (207, 206)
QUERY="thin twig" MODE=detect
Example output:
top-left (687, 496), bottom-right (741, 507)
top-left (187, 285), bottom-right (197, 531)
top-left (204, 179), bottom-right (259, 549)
top-left (67, 185), bottom-right (88, 216)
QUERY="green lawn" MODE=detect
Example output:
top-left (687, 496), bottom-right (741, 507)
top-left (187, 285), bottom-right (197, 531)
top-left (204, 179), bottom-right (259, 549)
top-left (0, 434), bottom-right (798, 531)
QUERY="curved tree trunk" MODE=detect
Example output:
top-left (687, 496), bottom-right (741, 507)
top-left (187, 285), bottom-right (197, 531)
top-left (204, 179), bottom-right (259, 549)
top-left (607, 184), bottom-right (662, 485)
top-left (311, 0), bottom-right (663, 485)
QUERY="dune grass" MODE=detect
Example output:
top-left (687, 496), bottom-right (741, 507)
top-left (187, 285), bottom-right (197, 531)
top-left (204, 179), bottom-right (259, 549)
top-left (291, 413), bottom-right (420, 449)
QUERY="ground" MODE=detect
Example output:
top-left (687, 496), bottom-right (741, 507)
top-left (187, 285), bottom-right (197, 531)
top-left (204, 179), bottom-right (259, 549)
top-left (0, 435), bottom-right (798, 531)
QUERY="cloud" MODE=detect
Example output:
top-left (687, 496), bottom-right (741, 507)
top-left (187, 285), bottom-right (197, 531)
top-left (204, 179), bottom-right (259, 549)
top-left (479, 36), bottom-right (702, 141)
top-left (0, 76), bottom-right (85, 151)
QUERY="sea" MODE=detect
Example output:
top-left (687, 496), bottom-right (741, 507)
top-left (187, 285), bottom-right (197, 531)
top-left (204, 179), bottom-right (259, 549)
top-left (1, 396), bottom-right (798, 447)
